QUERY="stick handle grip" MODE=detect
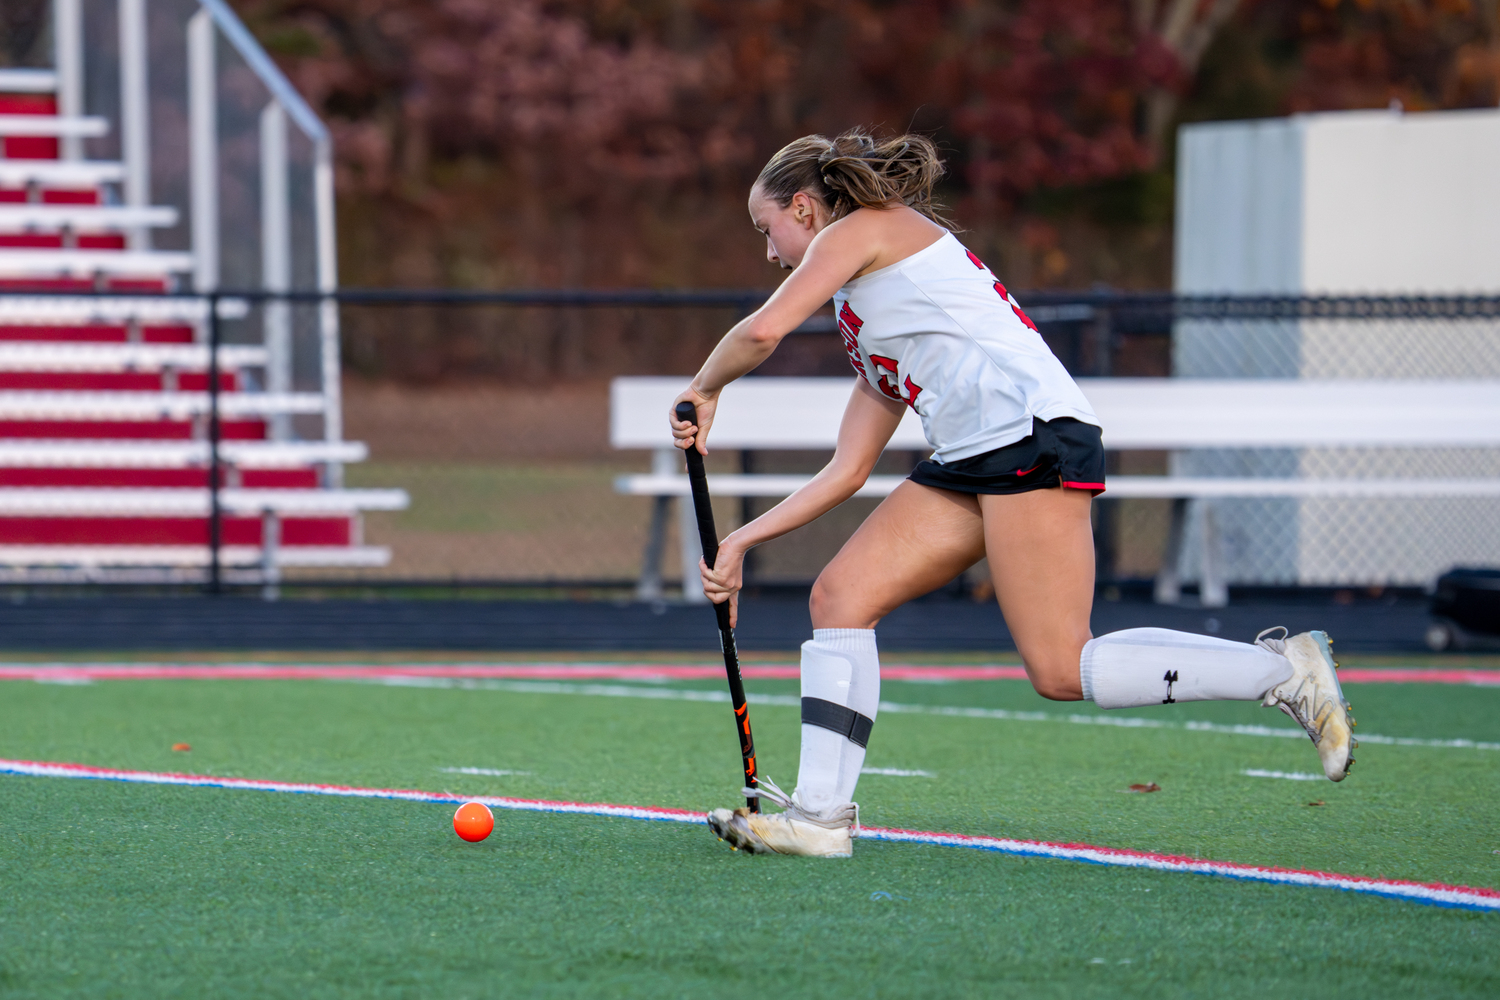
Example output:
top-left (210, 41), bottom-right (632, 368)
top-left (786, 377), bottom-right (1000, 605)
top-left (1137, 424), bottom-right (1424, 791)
top-left (675, 402), bottom-right (730, 629)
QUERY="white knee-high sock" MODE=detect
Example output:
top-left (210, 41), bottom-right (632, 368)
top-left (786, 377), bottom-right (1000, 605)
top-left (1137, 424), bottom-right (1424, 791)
top-left (795, 628), bottom-right (880, 812)
top-left (1080, 628), bottom-right (1292, 710)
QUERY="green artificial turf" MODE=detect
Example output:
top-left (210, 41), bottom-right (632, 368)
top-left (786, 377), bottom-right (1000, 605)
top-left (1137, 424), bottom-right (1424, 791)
top-left (1, 672), bottom-right (1497, 998)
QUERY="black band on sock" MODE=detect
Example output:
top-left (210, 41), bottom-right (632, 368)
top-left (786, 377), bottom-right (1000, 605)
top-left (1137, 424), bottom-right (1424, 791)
top-left (801, 697), bottom-right (874, 748)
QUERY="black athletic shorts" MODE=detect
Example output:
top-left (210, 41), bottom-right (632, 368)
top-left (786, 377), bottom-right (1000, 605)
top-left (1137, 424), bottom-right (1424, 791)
top-left (908, 417), bottom-right (1106, 496)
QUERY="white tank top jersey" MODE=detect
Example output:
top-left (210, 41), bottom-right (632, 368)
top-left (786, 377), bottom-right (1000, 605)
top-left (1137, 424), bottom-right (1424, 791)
top-left (831, 231), bottom-right (1099, 464)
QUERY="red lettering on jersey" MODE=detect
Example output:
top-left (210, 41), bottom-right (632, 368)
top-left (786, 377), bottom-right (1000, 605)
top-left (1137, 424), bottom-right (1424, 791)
top-left (868, 354), bottom-right (923, 411)
top-left (867, 354), bottom-right (904, 402)
top-left (837, 301), bottom-right (868, 378)
top-left (965, 249), bottom-right (986, 270)
top-left (839, 301), bottom-right (864, 332)
top-left (992, 280), bottom-right (1039, 332)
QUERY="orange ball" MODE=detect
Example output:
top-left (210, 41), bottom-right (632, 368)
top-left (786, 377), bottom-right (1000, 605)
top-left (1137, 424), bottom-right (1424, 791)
top-left (453, 801), bottom-right (494, 842)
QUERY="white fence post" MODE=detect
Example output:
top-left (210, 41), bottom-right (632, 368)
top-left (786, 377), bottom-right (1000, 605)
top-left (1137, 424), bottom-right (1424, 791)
top-left (315, 137), bottom-right (343, 485)
top-left (119, 0), bottom-right (152, 250)
top-left (53, 0), bottom-right (83, 161)
top-left (188, 9), bottom-right (218, 295)
top-left (260, 101), bottom-right (291, 440)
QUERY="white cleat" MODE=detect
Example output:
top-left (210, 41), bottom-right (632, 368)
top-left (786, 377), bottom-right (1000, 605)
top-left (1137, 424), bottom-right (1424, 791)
top-left (705, 777), bottom-right (856, 858)
top-left (1256, 627), bottom-right (1358, 781)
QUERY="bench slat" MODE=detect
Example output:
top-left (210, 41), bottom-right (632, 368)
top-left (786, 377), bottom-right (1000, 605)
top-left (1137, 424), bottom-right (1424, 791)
top-left (616, 473), bottom-right (1500, 499)
top-left (611, 376), bottom-right (1500, 450)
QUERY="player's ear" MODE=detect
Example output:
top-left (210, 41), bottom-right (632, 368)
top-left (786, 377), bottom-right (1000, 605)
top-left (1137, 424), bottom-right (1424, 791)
top-left (791, 191), bottom-right (816, 228)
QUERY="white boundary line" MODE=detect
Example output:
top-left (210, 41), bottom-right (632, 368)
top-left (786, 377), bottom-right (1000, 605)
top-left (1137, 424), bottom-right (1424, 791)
top-left (370, 676), bottom-right (1500, 752)
top-left (3, 757), bottom-right (1496, 912)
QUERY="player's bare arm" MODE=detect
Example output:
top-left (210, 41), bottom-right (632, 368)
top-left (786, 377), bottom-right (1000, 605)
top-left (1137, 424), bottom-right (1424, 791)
top-left (700, 380), bottom-right (904, 626)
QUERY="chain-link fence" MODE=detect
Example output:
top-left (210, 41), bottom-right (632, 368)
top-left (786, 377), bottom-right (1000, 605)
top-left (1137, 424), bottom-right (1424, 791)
top-left (0, 289), bottom-right (1494, 596)
top-left (1166, 298), bottom-right (1500, 588)
top-left (324, 291), bottom-right (1500, 596)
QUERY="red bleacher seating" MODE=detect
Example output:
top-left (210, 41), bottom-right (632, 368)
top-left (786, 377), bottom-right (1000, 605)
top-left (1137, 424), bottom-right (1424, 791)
top-left (0, 69), bottom-right (404, 580)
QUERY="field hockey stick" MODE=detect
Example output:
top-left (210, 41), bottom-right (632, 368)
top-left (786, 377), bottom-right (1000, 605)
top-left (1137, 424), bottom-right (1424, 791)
top-left (675, 401), bottom-right (760, 812)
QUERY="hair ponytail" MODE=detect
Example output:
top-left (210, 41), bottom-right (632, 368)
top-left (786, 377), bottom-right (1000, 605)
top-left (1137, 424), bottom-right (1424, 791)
top-left (754, 128), bottom-right (951, 227)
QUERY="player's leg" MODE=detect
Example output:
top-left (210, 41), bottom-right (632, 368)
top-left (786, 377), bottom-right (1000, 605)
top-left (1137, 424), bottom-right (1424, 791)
top-left (976, 487), bottom-right (1094, 700)
top-left (978, 487), bottom-right (1285, 704)
top-left (798, 480), bottom-right (984, 805)
top-left (978, 486), bottom-right (1355, 780)
top-left (708, 481), bottom-right (985, 856)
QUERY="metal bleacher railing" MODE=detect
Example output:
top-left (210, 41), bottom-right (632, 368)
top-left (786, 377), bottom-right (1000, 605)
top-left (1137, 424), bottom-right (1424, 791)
top-left (0, 0), bottom-right (404, 593)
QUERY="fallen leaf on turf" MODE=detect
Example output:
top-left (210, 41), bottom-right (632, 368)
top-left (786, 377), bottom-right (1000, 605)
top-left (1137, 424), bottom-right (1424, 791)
top-left (1126, 783), bottom-right (1160, 793)
top-left (172, 743), bottom-right (191, 752)
top-left (1307, 800), bottom-right (1325, 807)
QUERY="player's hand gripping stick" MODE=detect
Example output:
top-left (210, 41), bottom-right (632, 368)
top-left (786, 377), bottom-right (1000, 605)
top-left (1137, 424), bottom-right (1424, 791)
top-left (675, 401), bottom-right (760, 812)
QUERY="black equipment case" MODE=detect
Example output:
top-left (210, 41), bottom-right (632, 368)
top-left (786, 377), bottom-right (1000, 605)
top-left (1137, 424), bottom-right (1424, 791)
top-left (1427, 567), bottom-right (1500, 650)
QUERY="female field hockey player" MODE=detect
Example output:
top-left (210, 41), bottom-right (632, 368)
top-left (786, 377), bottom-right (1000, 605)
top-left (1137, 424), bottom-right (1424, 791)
top-left (670, 130), bottom-right (1356, 858)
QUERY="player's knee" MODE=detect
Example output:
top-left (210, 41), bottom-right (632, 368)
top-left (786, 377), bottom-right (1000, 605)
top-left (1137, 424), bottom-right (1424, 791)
top-left (809, 572), bottom-right (880, 629)
top-left (1024, 656), bottom-right (1085, 701)
top-left (808, 573), bottom-right (840, 626)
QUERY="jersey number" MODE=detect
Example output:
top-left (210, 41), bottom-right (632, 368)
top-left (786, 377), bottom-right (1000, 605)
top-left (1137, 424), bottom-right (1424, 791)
top-left (966, 248), bottom-right (1040, 332)
top-left (869, 354), bottom-right (922, 410)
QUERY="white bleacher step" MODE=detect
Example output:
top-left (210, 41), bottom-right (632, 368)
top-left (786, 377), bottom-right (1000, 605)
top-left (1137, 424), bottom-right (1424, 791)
top-left (0, 248), bottom-right (195, 276)
top-left (0, 440), bottom-right (367, 468)
top-left (0, 487), bottom-right (408, 515)
top-left (0, 545), bottom-right (393, 569)
top-left (616, 473), bottom-right (1500, 500)
top-left (0, 204), bottom-right (178, 229)
top-left (0, 391), bottom-right (324, 418)
top-left (0, 69), bottom-right (59, 93)
top-left (0, 342), bottom-right (266, 372)
top-left (0, 294), bottom-right (249, 323)
top-left (0, 115), bottom-right (109, 137)
top-left (0, 161), bottom-right (127, 188)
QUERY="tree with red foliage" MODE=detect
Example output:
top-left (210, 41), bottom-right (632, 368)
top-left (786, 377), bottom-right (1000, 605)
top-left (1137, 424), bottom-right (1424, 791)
top-left (1269, 0), bottom-right (1500, 111)
top-left (243, 0), bottom-right (724, 198)
top-left (232, 0), bottom-right (1500, 289)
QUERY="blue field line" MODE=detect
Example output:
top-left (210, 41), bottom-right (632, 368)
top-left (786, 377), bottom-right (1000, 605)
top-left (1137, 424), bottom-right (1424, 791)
top-left (5, 757), bottom-right (1497, 913)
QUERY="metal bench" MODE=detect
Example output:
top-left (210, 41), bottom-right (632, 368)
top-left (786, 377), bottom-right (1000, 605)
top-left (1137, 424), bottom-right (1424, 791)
top-left (613, 376), bottom-right (1500, 605)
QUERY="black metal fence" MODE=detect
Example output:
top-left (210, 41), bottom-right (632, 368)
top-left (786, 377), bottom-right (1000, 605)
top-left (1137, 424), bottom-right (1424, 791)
top-left (0, 287), bottom-right (1496, 597)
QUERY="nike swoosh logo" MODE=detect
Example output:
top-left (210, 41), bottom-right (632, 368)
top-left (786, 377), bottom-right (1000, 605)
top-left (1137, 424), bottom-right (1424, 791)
top-left (1014, 465), bottom-right (1038, 476)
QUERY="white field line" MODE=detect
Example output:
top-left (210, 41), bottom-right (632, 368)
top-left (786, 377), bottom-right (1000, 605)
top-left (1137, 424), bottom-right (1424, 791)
top-left (3, 756), bottom-right (1497, 913)
top-left (438, 767), bottom-right (532, 777)
top-left (1241, 769), bottom-right (1325, 781)
top-left (861, 767), bottom-right (935, 777)
top-left (370, 676), bottom-right (1500, 752)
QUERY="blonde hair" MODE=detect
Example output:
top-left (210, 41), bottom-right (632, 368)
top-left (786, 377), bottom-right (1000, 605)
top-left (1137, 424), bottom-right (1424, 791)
top-left (754, 129), bottom-right (950, 227)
